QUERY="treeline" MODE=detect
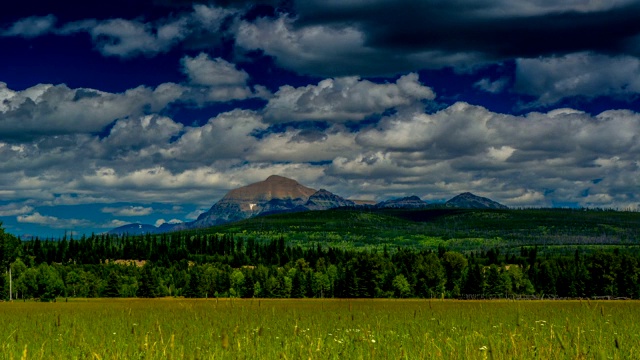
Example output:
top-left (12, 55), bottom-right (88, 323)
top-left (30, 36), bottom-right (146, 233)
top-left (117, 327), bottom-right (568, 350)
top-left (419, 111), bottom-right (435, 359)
top-left (1, 228), bottom-right (640, 301)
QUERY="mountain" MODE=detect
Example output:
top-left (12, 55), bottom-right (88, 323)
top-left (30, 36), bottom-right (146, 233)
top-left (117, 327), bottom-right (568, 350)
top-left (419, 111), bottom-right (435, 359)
top-left (107, 176), bottom-right (508, 235)
top-left (445, 192), bottom-right (508, 209)
top-left (110, 175), bottom-right (361, 234)
top-left (108, 223), bottom-right (161, 235)
top-left (191, 175), bottom-right (318, 227)
top-left (376, 195), bottom-right (427, 208)
top-left (304, 189), bottom-right (356, 210)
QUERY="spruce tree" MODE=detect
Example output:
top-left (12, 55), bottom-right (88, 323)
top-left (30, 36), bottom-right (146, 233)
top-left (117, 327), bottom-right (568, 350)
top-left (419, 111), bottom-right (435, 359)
top-left (185, 270), bottom-right (202, 298)
top-left (103, 271), bottom-right (121, 298)
top-left (136, 263), bottom-right (158, 298)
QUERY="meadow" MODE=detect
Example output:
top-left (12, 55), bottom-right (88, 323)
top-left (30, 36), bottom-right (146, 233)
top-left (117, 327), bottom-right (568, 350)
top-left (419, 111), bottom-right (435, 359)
top-left (1, 298), bottom-right (639, 359)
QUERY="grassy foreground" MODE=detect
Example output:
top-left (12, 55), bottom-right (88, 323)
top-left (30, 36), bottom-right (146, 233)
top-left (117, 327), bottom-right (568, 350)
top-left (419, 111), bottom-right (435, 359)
top-left (1, 298), bottom-right (639, 359)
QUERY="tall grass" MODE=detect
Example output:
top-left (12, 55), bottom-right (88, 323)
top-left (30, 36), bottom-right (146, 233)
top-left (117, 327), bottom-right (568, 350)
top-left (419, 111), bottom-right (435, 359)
top-left (1, 298), bottom-right (639, 359)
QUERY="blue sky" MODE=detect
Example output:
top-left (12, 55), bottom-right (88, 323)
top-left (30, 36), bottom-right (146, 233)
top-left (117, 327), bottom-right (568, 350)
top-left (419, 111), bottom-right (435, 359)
top-left (1, 0), bottom-right (639, 238)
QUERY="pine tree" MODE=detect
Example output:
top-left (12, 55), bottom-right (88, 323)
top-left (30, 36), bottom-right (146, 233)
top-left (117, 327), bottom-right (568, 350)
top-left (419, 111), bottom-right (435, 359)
top-left (462, 262), bottom-right (485, 296)
top-left (103, 271), bottom-right (121, 297)
top-left (290, 270), bottom-right (305, 298)
top-left (137, 263), bottom-right (158, 298)
top-left (185, 270), bottom-right (202, 298)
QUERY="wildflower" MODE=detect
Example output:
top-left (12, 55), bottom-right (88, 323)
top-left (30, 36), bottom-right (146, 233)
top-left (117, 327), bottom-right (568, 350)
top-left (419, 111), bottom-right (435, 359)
top-left (479, 346), bottom-right (488, 351)
top-left (371, 339), bottom-right (376, 343)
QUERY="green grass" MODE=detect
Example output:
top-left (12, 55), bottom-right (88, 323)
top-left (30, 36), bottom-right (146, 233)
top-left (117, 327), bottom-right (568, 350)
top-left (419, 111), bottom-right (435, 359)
top-left (2, 298), bottom-right (639, 359)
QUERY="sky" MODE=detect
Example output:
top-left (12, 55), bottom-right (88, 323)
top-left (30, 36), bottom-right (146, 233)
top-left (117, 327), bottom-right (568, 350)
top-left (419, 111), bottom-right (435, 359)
top-left (1, 0), bottom-right (639, 238)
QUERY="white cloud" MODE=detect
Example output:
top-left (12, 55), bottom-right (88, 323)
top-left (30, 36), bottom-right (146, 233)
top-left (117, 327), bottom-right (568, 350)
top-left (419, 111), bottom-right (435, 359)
top-left (2, 15), bottom-right (56, 37)
top-left (182, 53), bottom-right (248, 87)
top-left (101, 219), bottom-right (130, 228)
top-left (155, 218), bottom-right (183, 227)
top-left (236, 16), bottom-right (369, 76)
top-left (356, 102), bottom-right (501, 155)
top-left (263, 73), bottom-right (434, 123)
top-left (0, 82), bottom-right (185, 139)
top-left (1, 86), bottom-right (639, 216)
top-left (3, 5), bottom-right (239, 58)
top-left (251, 127), bottom-right (359, 163)
top-left (473, 0), bottom-right (635, 16)
top-left (100, 115), bottom-right (184, 151)
top-left (235, 14), bottom-right (484, 76)
top-left (515, 52), bottom-right (640, 105)
top-left (192, 4), bottom-right (235, 29)
top-left (0, 203), bottom-right (34, 216)
top-left (474, 77), bottom-right (509, 94)
top-left (332, 101), bottom-right (640, 207)
top-left (101, 206), bottom-right (154, 217)
top-left (185, 208), bottom-right (208, 220)
top-left (17, 212), bottom-right (92, 228)
top-left (88, 18), bottom-right (189, 57)
top-left (181, 53), bottom-right (254, 102)
top-left (161, 109), bottom-right (266, 162)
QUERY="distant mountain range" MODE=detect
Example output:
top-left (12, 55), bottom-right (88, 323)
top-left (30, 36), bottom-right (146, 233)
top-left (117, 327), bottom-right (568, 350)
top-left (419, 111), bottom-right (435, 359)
top-left (108, 175), bottom-right (507, 235)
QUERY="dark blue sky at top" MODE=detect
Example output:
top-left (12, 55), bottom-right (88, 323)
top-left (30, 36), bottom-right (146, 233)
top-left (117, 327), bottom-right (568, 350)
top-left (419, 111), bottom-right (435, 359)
top-left (2, 0), bottom-right (639, 123)
top-left (5, 33), bottom-right (639, 127)
top-left (1, 0), bottom-right (640, 237)
top-left (0, 9), bottom-right (610, 119)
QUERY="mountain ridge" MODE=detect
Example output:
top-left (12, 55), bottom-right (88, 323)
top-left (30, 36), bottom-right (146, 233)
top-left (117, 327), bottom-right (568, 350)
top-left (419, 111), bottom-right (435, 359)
top-left (108, 176), bottom-right (508, 235)
top-left (445, 192), bottom-right (508, 209)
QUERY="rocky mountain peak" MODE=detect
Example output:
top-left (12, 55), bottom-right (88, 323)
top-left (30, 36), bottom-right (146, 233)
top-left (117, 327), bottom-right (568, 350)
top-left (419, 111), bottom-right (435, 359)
top-left (305, 189), bottom-right (356, 210)
top-left (376, 195), bottom-right (427, 208)
top-left (445, 192), bottom-right (508, 209)
top-left (223, 175), bottom-right (316, 202)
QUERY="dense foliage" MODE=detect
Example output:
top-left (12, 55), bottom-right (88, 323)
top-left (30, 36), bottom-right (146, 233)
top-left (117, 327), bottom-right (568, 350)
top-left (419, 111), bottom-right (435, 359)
top-left (1, 207), bottom-right (639, 301)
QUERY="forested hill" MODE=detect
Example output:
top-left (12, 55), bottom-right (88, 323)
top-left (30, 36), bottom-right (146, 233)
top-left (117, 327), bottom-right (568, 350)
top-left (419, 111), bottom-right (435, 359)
top-left (1, 207), bottom-right (639, 301)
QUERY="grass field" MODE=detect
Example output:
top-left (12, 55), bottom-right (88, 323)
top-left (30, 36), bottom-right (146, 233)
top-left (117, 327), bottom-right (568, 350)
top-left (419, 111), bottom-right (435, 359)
top-left (1, 298), bottom-right (639, 359)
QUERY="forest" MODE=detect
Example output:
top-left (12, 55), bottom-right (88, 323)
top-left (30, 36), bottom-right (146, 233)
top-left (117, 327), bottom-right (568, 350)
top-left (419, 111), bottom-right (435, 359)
top-left (1, 207), bottom-right (639, 301)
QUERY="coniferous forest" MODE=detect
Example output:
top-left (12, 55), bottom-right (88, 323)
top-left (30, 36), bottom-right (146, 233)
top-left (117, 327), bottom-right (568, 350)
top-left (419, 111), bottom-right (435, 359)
top-left (2, 207), bottom-right (640, 301)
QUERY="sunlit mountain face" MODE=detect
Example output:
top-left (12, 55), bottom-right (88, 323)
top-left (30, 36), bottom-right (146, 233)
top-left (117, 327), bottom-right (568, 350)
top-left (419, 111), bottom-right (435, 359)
top-left (1, 0), bottom-right (639, 237)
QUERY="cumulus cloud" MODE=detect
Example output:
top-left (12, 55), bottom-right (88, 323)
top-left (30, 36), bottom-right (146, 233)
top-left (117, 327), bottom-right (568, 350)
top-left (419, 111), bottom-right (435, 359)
top-left (185, 208), bottom-right (208, 220)
top-left (0, 203), bottom-right (34, 216)
top-left (3, 5), bottom-right (238, 58)
top-left (0, 82), bottom-right (185, 140)
top-left (356, 102), bottom-right (502, 156)
top-left (183, 53), bottom-right (248, 87)
top-left (474, 77), bottom-right (510, 94)
top-left (17, 212), bottom-right (92, 228)
top-left (230, 1), bottom-right (640, 76)
top-left (295, 1), bottom-right (640, 59)
top-left (99, 115), bottom-right (185, 156)
top-left (263, 73), bottom-right (434, 123)
top-left (2, 86), bottom-right (639, 225)
top-left (0, 55), bottom-right (261, 142)
top-left (155, 218), bottom-right (183, 227)
top-left (336, 101), bottom-right (640, 207)
top-left (102, 219), bottom-right (130, 228)
top-left (251, 126), bottom-right (358, 162)
top-left (87, 18), bottom-right (189, 57)
top-left (1, 15), bottom-right (57, 37)
top-left (5, 1), bottom-right (640, 82)
top-left (181, 53), bottom-right (256, 102)
top-left (161, 109), bottom-right (266, 162)
top-left (101, 206), bottom-right (154, 216)
top-left (515, 52), bottom-right (640, 105)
